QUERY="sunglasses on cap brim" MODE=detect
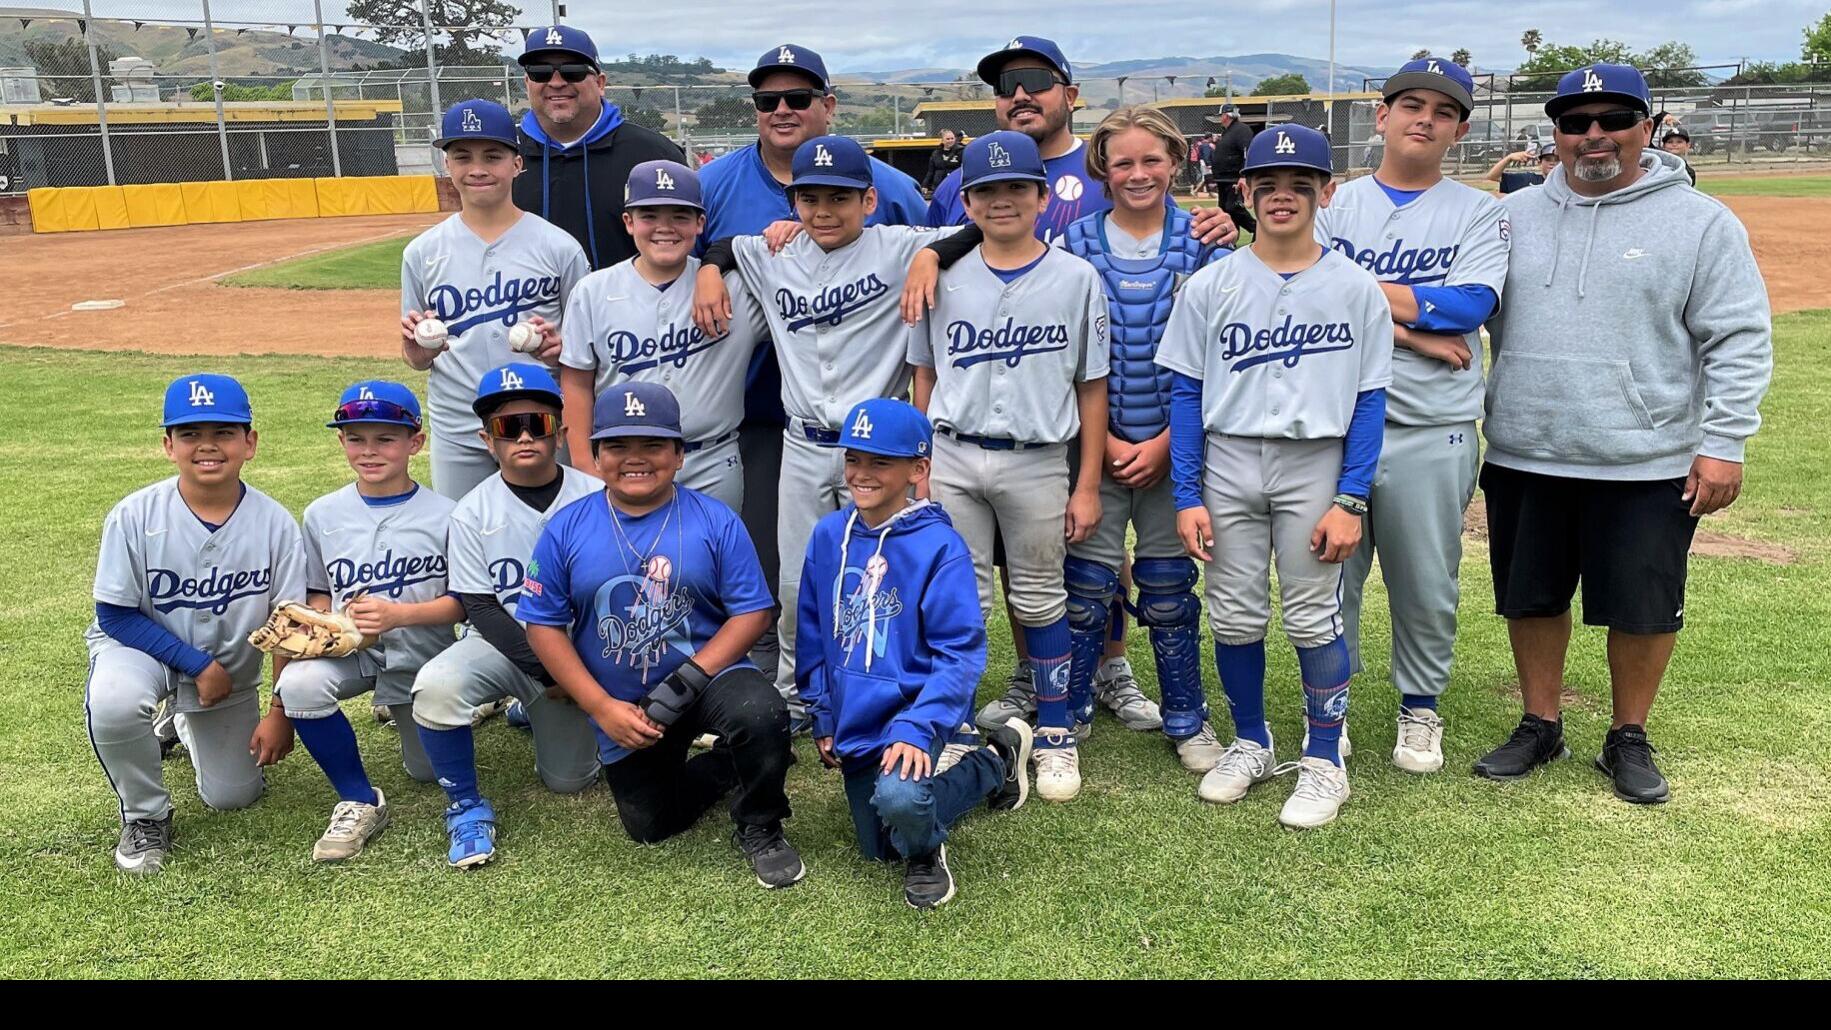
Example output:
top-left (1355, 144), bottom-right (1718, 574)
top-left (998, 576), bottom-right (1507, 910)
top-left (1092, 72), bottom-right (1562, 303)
top-left (333, 399), bottom-right (420, 429)
top-left (487, 412), bottom-right (559, 440)
top-left (752, 89), bottom-right (820, 112)
top-left (994, 68), bottom-right (1065, 99)
top-left (1555, 110), bottom-right (1645, 135)
top-left (525, 63), bottom-right (596, 84)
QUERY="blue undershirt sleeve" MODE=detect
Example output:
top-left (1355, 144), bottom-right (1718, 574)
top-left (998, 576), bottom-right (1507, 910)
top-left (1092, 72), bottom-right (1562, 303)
top-left (1408, 284), bottom-right (1497, 335)
top-left (96, 602), bottom-right (214, 678)
top-left (1338, 388), bottom-right (1388, 499)
top-left (1169, 372), bottom-right (1206, 512)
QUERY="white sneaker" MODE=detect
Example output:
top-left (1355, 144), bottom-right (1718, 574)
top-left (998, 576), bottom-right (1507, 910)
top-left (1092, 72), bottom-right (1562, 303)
top-left (691, 733), bottom-right (719, 750)
top-left (1393, 706), bottom-right (1445, 773)
top-left (935, 723), bottom-right (979, 774)
top-left (1197, 736), bottom-right (1277, 803)
top-left (1173, 722), bottom-right (1227, 772)
top-left (311, 788), bottom-right (390, 862)
top-left (470, 697), bottom-right (512, 728)
top-left (1277, 757), bottom-right (1351, 829)
top-left (1301, 720), bottom-right (1352, 759)
top-left (1032, 729), bottom-right (1082, 802)
top-left (371, 704), bottom-right (394, 725)
top-left (1094, 657), bottom-right (1163, 731)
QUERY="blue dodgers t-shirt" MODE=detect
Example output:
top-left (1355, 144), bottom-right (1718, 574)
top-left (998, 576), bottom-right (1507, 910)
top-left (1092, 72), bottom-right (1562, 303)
top-left (928, 137), bottom-right (1177, 243)
top-left (519, 486), bottom-right (774, 763)
top-left (697, 142), bottom-right (930, 253)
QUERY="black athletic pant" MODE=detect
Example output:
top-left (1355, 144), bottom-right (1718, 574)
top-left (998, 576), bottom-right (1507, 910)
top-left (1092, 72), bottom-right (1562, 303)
top-left (1218, 180), bottom-right (1256, 235)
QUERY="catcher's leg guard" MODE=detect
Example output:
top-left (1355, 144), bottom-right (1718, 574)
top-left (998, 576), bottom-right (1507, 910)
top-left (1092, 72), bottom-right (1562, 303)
top-left (1135, 557), bottom-right (1207, 740)
top-left (1064, 556), bottom-right (1120, 729)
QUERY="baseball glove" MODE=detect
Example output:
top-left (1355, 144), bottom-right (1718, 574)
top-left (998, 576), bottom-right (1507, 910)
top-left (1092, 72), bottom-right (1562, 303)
top-left (247, 601), bottom-right (371, 659)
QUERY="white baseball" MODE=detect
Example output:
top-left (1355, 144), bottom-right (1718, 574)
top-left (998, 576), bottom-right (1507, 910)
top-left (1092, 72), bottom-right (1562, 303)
top-left (1054, 175), bottom-right (1083, 202)
top-left (646, 555), bottom-right (673, 582)
top-left (413, 317), bottom-right (449, 351)
top-left (508, 322), bottom-right (542, 354)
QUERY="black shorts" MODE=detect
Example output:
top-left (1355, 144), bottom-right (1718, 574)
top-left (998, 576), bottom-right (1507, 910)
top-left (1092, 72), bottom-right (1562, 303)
top-left (1480, 462), bottom-right (1700, 634)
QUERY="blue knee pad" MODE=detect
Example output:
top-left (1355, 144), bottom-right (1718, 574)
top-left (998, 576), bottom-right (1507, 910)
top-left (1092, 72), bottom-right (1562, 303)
top-left (1134, 557), bottom-right (1207, 739)
top-left (1064, 556), bottom-right (1120, 727)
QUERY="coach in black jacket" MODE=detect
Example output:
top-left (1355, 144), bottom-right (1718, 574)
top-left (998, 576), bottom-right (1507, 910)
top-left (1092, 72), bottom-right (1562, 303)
top-left (512, 25), bottom-right (683, 269)
top-left (1208, 104), bottom-right (1255, 233)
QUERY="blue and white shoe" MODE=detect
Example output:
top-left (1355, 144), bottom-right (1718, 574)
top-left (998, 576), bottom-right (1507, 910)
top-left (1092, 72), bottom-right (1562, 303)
top-left (444, 797), bottom-right (497, 869)
top-left (788, 712), bottom-right (815, 738)
top-left (505, 699), bottom-right (532, 732)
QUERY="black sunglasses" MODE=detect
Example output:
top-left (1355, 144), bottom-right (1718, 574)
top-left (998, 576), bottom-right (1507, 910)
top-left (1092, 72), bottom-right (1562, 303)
top-left (333, 399), bottom-right (420, 429)
top-left (525, 63), bottom-right (595, 84)
top-left (994, 68), bottom-right (1065, 99)
top-left (752, 89), bottom-right (820, 112)
top-left (1555, 110), bottom-right (1644, 135)
top-left (487, 412), bottom-right (558, 440)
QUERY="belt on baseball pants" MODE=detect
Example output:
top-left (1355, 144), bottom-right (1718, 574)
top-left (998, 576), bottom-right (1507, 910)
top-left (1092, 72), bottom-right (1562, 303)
top-left (683, 430), bottom-right (739, 453)
top-left (789, 417), bottom-right (840, 446)
top-left (937, 425), bottom-right (1052, 451)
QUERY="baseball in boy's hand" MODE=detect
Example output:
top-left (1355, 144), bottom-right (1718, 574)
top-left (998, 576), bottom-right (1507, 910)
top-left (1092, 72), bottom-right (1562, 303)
top-left (507, 323), bottom-right (542, 354)
top-left (413, 317), bottom-right (449, 352)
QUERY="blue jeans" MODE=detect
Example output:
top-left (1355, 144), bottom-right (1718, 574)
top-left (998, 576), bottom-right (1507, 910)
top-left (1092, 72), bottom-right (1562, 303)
top-left (842, 744), bottom-right (1004, 861)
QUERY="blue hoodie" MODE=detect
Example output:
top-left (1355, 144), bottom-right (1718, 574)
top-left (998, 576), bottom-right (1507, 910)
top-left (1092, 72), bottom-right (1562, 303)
top-left (795, 500), bottom-right (985, 770)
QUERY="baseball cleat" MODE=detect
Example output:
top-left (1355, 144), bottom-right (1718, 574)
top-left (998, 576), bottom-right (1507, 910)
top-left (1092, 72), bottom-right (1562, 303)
top-left (1472, 714), bottom-right (1569, 780)
top-left (1595, 724), bottom-right (1670, 804)
top-left (471, 698), bottom-right (512, 728)
top-left (734, 822), bottom-right (805, 889)
top-left (1173, 721), bottom-right (1228, 772)
top-left (114, 814), bottom-right (173, 875)
top-left (1198, 735), bottom-right (1277, 804)
top-left (444, 797), bottom-right (498, 869)
top-left (371, 703), bottom-right (394, 726)
top-left (1393, 707), bottom-right (1446, 774)
top-left (1094, 657), bottom-right (1163, 731)
top-left (1278, 757), bottom-right (1351, 829)
top-left (505, 699), bottom-right (532, 732)
top-left (975, 661), bottom-right (1037, 731)
top-left (312, 788), bottom-right (390, 862)
top-left (904, 844), bottom-right (956, 910)
top-left (1032, 728), bottom-right (1081, 802)
top-left (985, 718), bottom-right (1033, 811)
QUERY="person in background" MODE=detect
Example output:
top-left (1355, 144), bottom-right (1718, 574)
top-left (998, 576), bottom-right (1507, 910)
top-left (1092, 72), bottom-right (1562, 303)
top-left (924, 129), bottom-right (966, 196)
top-left (1486, 140), bottom-right (1559, 194)
top-left (1660, 126), bottom-right (1698, 186)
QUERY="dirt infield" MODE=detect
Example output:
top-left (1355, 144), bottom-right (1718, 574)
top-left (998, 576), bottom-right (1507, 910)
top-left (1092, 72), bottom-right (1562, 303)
top-left (0, 192), bottom-right (1823, 359)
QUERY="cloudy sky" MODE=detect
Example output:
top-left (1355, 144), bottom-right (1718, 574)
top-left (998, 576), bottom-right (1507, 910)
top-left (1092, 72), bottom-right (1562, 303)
top-left (547, 0), bottom-right (1823, 76)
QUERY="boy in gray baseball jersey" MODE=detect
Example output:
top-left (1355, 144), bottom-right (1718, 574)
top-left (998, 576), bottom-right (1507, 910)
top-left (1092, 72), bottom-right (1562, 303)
top-left (86, 374), bottom-right (308, 874)
top-left (1314, 58), bottom-right (1510, 774)
top-left (561, 161), bottom-right (765, 510)
top-left (909, 131), bottom-right (1110, 803)
top-left (411, 363), bottom-right (604, 869)
top-left (276, 380), bottom-right (461, 863)
top-left (402, 100), bottom-right (589, 500)
top-left (1156, 126), bottom-right (1392, 829)
top-left (692, 135), bottom-right (958, 720)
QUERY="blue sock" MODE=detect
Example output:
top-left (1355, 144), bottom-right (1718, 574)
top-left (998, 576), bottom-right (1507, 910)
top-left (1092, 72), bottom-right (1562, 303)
top-left (417, 723), bottom-right (482, 806)
top-left (1024, 618), bottom-right (1073, 734)
top-left (1298, 639), bottom-right (1352, 767)
top-left (1214, 640), bottom-right (1270, 747)
top-left (292, 710), bottom-right (376, 805)
top-left (1401, 693), bottom-right (1438, 712)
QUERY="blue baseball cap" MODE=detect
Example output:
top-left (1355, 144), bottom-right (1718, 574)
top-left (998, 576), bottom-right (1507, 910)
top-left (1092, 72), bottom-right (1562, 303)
top-left (520, 24), bottom-right (598, 67)
top-left (832, 399), bottom-right (932, 459)
top-left (591, 381), bottom-right (683, 442)
top-left (434, 100), bottom-right (518, 150)
top-left (1547, 63), bottom-right (1651, 119)
top-left (162, 373), bottom-right (252, 428)
top-left (960, 130), bottom-right (1047, 190)
top-left (1382, 57), bottom-right (1475, 118)
top-left (1537, 140), bottom-right (1559, 159)
top-left (789, 135), bottom-right (873, 193)
top-left (626, 160), bottom-right (704, 211)
top-left (329, 380), bottom-right (422, 429)
top-left (977, 36), bottom-right (1072, 86)
top-left (748, 43), bottom-right (830, 91)
top-left (472, 363), bottom-right (562, 419)
top-left (1243, 124), bottom-right (1333, 177)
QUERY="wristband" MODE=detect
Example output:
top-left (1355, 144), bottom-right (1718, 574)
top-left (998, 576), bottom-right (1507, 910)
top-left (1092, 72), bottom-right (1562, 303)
top-left (641, 659), bottom-right (711, 727)
top-left (1333, 493), bottom-right (1369, 517)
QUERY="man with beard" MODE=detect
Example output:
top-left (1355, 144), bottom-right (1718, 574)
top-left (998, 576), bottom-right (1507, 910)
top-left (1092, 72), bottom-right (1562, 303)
top-left (1474, 64), bottom-right (1771, 804)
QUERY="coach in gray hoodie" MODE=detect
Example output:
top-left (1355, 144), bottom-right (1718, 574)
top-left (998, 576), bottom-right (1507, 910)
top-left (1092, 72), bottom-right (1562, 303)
top-left (1472, 64), bottom-right (1771, 804)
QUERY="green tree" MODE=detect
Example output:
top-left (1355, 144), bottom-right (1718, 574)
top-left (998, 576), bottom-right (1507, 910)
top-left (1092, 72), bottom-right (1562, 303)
top-left (1452, 48), bottom-right (1473, 67)
top-left (836, 106), bottom-right (897, 134)
top-left (1521, 29), bottom-right (1543, 59)
top-left (1510, 39), bottom-right (1705, 90)
top-left (1252, 72), bottom-right (1311, 96)
top-left (1727, 61), bottom-right (1829, 85)
top-left (344, 0), bottom-right (518, 65)
top-left (692, 94), bottom-right (756, 131)
top-left (1637, 42), bottom-right (1706, 87)
top-left (189, 80), bottom-right (297, 102)
top-left (623, 104), bottom-right (669, 132)
top-left (1411, 48), bottom-right (1432, 61)
top-left (23, 37), bottom-right (120, 104)
top-left (1805, 12), bottom-right (1831, 63)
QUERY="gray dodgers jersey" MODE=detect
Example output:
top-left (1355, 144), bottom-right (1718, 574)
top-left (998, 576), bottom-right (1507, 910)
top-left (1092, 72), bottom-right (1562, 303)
top-left (87, 478), bottom-right (309, 706)
top-left (447, 465), bottom-right (604, 620)
top-left (1155, 247), bottom-right (1393, 439)
top-left (560, 257), bottom-right (766, 442)
top-left (910, 246), bottom-right (1111, 444)
top-left (1314, 176), bottom-right (1508, 425)
top-left (302, 483), bottom-right (457, 676)
top-left (401, 213), bottom-right (590, 451)
top-left (729, 225), bottom-right (957, 428)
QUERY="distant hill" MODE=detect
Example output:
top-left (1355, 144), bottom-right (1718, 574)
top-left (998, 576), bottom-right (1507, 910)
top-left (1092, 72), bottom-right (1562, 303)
top-left (0, 5), bottom-right (408, 79)
top-left (847, 53), bottom-right (1391, 105)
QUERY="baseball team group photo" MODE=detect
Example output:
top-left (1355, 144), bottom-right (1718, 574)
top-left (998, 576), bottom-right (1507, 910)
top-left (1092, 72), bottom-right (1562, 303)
top-left (3, 0), bottom-right (1826, 979)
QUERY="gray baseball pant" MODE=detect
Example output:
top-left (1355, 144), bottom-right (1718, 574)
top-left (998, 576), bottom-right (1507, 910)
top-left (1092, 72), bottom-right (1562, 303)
top-left (413, 632), bottom-right (600, 794)
top-left (1200, 435), bottom-right (1345, 648)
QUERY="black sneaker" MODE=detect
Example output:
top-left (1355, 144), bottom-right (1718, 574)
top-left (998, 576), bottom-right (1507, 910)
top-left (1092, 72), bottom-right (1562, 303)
top-left (734, 822), bottom-right (806, 889)
top-left (1595, 724), bottom-right (1670, 804)
top-left (904, 844), bottom-right (956, 909)
top-left (1472, 714), bottom-right (1570, 780)
top-left (985, 718), bottom-right (1033, 811)
top-left (114, 813), bottom-right (173, 875)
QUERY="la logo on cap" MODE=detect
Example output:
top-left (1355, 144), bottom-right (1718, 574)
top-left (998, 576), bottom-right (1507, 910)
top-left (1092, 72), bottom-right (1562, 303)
top-left (188, 381), bottom-right (215, 407)
top-left (777, 46), bottom-right (797, 64)
top-left (989, 141), bottom-right (1011, 167)
top-left (814, 144), bottom-right (833, 167)
top-left (461, 108), bottom-right (482, 133)
top-left (544, 27), bottom-right (563, 46)
top-left (1426, 59), bottom-right (1442, 74)
top-left (500, 368), bottom-right (524, 390)
top-left (358, 386), bottom-right (375, 400)
top-left (1007, 38), bottom-right (1022, 49)
top-left (1582, 68), bottom-right (1603, 92)
top-left (655, 167), bottom-right (675, 190)
top-left (1275, 132), bottom-right (1296, 154)
top-left (624, 392), bottom-right (647, 417)
top-left (850, 410), bottom-right (874, 438)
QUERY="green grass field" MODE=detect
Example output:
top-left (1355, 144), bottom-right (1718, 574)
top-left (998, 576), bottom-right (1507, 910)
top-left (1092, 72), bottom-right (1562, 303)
top-left (1697, 172), bottom-right (1831, 198)
top-left (221, 237), bottom-right (410, 290)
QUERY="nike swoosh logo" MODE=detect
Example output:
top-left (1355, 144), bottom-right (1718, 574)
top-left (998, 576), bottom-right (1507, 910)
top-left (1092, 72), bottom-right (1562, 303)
top-left (320, 527), bottom-right (343, 535)
top-left (1623, 249), bottom-right (1648, 260)
top-left (145, 529), bottom-right (166, 537)
top-left (945, 283), bottom-right (963, 292)
top-left (1222, 283), bottom-right (1242, 294)
top-left (605, 296), bottom-right (628, 303)
top-left (481, 525), bottom-right (507, 536)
